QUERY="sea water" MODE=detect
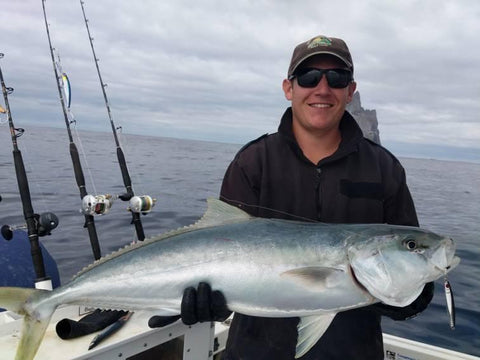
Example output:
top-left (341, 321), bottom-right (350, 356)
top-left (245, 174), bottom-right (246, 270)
top-left (0, 126), bottom-right (478, 356)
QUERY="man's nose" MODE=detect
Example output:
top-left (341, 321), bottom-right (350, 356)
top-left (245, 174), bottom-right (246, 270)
top-left (314, 74), bottom-right (331, 92)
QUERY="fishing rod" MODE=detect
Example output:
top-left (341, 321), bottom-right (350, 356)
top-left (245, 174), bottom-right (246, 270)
top-left (0, 53), bottom-right (58, 290)
top-left (41, 0), bottom-right (107, 260)
top-left (79, 0), bottom-right (155, 241)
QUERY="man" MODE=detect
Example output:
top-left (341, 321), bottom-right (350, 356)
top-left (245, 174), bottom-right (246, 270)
top-left (151, 35), bottom-right (433, 359)
top-left (218, 35), bottom-right (433, 359)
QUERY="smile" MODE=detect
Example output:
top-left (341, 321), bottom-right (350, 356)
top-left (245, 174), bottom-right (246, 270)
top-left (310, 103), bottom-right (332, 108)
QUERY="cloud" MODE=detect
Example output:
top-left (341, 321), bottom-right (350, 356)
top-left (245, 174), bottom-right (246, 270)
top-left (1, 0), bottom-right (479, 159)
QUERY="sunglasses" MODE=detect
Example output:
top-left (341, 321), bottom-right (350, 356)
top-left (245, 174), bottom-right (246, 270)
top-left (289, 68), bottom-right (353, 89)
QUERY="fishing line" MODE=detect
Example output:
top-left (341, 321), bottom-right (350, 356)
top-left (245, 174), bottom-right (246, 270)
top-left (71, 122), bottom-right (99, 196)
top-left (17, 134), bottom-right (51, 216)
top-left (0, 75), bottom-right (49, 219)
top-left (117, 130), bottom-right (148, 197)
top-left (0, 109), bottom-right (7, 124)
top-left (42, 0), bottom-right (102, 260)
top-left (219, 195), bottom-right (319, 223)
top-left (109, 127), bottom-right (140, 243)
top-left (53, 49), bottom-right (99, 196)
top-left (0, 52), bottom-right (58, 289)
top-left (79, 0), bottom-right (155, 242)
top-left (115, 130), bottom-right (151, 245)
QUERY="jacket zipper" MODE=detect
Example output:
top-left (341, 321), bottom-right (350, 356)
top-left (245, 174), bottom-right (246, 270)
top-left (315, 166), bottom-right (322, 220)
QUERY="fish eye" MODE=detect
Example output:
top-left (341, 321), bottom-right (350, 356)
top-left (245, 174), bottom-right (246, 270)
top-left (403, 239), bottom-right (417, 251)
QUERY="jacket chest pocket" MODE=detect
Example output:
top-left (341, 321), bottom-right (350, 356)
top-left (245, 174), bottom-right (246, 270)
top-left (339, 179), bottom-right (384, 200)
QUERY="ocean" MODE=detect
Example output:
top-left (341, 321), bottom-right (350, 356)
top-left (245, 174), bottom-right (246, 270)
top-left (0, 125), bottom-right (479, 356)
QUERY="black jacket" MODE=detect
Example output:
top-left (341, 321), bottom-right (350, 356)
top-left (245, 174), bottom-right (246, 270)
top-left (220, 108), bottom-right (425, 360)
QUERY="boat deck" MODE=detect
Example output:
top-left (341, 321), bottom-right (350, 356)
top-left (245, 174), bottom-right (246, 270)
top-left (0, 306), bottom-right (215, 360)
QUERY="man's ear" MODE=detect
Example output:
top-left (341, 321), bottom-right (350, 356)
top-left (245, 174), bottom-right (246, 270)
top-left (282, 78), bottom-right (293, 101)
top-left (346, 81), bottom-right (357, 103)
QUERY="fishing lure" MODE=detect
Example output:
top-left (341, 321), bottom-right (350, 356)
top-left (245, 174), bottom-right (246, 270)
top-left (444, 276), bottom-right (455, 330)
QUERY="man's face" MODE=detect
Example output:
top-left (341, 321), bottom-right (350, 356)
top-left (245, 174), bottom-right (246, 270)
top-left (283, 55), bottom-right (356, 136)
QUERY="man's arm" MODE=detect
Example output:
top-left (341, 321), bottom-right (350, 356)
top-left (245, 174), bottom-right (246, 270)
top-left (384, 164), bottom-right (419, 227)
top-left (220, 158), bottom-right (260, 215)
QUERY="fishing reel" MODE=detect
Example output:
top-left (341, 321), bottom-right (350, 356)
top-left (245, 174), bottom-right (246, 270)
top-left (81, 194), bottom-right (114, 216)
top-left (128, 195), bottom-right (156, 214)
top-left (37, 212), bottom-right (59, 236)
top-left (1, 212), bottom-right (59, 241)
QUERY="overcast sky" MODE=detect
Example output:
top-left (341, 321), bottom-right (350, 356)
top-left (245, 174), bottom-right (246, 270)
top-left (1, 0), bottom-right (479, 161)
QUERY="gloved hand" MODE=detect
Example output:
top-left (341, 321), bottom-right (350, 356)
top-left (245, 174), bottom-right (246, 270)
top-left (373, 282), bottom-right (434, 321)
top-left (148, 282), bottom-right (231, 328)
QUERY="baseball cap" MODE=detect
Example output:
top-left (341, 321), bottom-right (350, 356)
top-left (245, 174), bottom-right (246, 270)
top-left (287, 35), bottom-right (353, 77)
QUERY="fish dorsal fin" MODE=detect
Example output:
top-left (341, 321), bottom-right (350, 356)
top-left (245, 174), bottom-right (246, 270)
top-left (296, 314), bottom-right (337, 358)
top-left (73, 199), bottom-right (250, 279)
top-left (194, 198), bottom-right (252, 229)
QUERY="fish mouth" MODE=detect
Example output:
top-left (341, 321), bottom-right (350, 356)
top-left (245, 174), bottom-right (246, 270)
top-left (430, 238), bottom-right (460, 274)
top-left (437, 256), bottom-right (461, 274)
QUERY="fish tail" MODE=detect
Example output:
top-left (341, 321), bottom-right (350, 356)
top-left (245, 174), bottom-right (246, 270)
top-left (0, 287), bottom-right (56, 360)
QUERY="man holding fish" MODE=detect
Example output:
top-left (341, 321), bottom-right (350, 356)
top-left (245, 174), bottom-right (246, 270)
top-left (0, 35), bottom-right (457, 360)
top-left (164, 35), bottom-right (436, 359)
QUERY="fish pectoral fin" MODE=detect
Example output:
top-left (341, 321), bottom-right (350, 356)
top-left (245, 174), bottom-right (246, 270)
top-left (296, 313), bottom-right (336, 358)
top-left (280, 267), bottom-right (345, 291)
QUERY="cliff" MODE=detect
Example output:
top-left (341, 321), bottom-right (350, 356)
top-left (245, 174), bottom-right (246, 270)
top-left (346, 92), bottom-right (381, 144)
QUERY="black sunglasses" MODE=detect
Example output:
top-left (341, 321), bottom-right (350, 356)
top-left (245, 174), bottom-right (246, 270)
top-left (289, 68), bottom-right (353, 89)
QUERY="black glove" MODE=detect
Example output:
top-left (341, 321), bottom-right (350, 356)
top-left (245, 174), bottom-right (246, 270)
top-left (149, 282), bottom-right (231, 328)
top-left (373, 282), bottom-right (434, 321)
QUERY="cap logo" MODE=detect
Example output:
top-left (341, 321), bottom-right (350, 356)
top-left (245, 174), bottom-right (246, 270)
top-left (307, 36), bottom-right (332, 49)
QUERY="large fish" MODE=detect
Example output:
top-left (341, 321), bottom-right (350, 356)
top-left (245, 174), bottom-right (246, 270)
top-left (0, 199), bottom-right (459, 360)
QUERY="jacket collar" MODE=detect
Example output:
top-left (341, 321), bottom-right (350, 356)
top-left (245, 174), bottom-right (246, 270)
top-left (278, 107), bottom-right (364, 165)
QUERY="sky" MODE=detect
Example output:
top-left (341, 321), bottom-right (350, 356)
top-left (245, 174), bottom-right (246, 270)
top-left (1, 0), bottom-right (479, 162)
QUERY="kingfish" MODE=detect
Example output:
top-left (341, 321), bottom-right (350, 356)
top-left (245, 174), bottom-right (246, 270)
top-left (0, 199), bottom-right (459, 360)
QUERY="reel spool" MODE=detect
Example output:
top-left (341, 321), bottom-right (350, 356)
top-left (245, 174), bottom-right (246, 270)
top-left (81, 194), bottom-right (114, 216)
top-left (128, 195), bottom-right (156, 214)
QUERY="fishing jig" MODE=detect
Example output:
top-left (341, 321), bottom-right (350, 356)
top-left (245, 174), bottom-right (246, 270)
top-left (444, 276), bottom-right (456, 330)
